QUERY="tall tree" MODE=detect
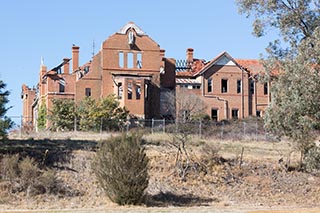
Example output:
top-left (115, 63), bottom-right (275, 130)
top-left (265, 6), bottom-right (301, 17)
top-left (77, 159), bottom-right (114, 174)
top-left (237, 0), bottom-right (320, 166)
top-left (0, 80), bottom-right (13, 139)
top-left (49, 99), bottom-right (76, 131)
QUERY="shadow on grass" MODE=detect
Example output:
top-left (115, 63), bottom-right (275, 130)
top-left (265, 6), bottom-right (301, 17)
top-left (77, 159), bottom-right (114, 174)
top-left (0, 139), bottom-right (97, 169)
top-left (145, 191), bottom-right (217, 207)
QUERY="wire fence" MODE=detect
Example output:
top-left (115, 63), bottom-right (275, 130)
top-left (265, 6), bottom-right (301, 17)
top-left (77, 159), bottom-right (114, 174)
top-left (9, 116), bottom-right (273, 141)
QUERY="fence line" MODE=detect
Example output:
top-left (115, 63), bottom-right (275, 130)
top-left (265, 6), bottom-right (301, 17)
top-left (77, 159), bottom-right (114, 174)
top-left (9, 115), bottom-right (270, 141)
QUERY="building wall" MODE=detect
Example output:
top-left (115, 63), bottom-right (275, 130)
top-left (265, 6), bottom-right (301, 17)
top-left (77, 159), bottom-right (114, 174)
top-left (21, 22), bottom-right (269, 130)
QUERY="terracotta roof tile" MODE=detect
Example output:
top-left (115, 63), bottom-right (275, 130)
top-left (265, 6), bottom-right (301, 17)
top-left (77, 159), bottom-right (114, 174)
top-left (235, 59), bottom-right (264, 75)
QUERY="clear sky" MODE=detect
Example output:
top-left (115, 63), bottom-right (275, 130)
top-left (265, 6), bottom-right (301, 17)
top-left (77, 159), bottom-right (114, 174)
top-left (0, 0), bottom-right (278, 126)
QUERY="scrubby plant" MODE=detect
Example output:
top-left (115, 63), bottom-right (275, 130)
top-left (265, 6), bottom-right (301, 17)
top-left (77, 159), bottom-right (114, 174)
top-left (93, 133), bottom-right (149, 205)
top-left (18, 156), bottom-right (39, 191)
top-left (1, 154), bottom-right (19, 183)
top-left (304, 144), bottom-right (320, 172)
top-left (37, 169), bottom-right (59, 194)
top-left (0, 155), bottom-right (62, 196)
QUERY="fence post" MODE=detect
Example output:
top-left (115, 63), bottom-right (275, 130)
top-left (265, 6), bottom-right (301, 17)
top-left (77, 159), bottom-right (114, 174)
top-left (163, 119), bottom-right (165, 133)
top-left (151, 118), bottom-right (154, 134)
top-left (126, 119), bottom-right (130, 133)
top-left (74, 116), bottom-right (77, 132)
top-left (221, 121), bottom-right (224, 139)
top-left (199, 120), bottom-right (202, 138)
top-left (20, 115), bottom-right (23, 138)
top-left (255, 121), bottom-right (258, 141)
top-left (243, 121), bottom-right (246, 136)
top-left (100, 117), bottom-right (103, 134)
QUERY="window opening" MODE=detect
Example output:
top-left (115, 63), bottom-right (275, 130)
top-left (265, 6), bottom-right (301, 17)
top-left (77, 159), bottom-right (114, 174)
top-left (59, 80), bottom-right (65, 93)
top-left (85, 88), bottom-right (91, 97)
top-left (256, 110), bottom-right (261, 117)
top-left (119, 52), bottom-right (124, 68)
top-left (232, 109), bottom-right (239, 119)
top-left (128, 82), bottom-right (132, 99)
top-left (211, 109), bottom-right (218, 121)
top-left (136, 83), bottom-right (141, 100)
top-left (250, 79), bottom-right (255, 94)
top-left (127, 52), bottom-right (134, 68)
top-left (264, 82), bottom-right (268, 95)
top-left (145, 83), bottom-right (148, 99)
top-left (237, 79), bottom-right (242, 94)
top-left (118, 82), bottom-right (123, 99)
top-left (137, 53), bottom-right (142, 69)
top-left (208, 78), bottom-right (212, 92)
top-left (221, 79), bottom-right (228, 93)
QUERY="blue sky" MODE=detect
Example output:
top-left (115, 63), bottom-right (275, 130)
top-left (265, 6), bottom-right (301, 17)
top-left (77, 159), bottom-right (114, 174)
top-left (0, 0), bottom-right (278, 126)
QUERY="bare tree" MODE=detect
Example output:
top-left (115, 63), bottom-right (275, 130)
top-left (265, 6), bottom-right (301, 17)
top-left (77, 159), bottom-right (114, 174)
top-left (165, 88), bottom-right (208, 180)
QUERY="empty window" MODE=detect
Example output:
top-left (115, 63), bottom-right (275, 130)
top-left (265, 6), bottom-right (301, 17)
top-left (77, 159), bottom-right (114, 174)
top-left (59, 80), bottom-right (65, 93)
top-left (137, 53), bottom-right (142, 69)
top-left (182, 110), bottom-right (190, 122)
top-left (85, 88), bottom-right (91, 97)
top-left (250, 79), bottom-right (255, 94)
top-left (221, 79), bottom-right (228, 93)
top-left (119, 52), bottom-right (124, 68)
top-left (192, 85), bottom-right (201, 89)
top-left (118, 82), bottom-right (123, 99)
top-left (128, 82), bottom-right (132, 99)
top-left (136, 83), bottom-right (141, 100)
top-left (208, 78), bottom-right (212, 92)
top-left (211, 109), bottom-right (218, 121)
top-left (145, 83), bottom-right (148, 99)
top-left (256, 110), bottom-right (261, 117)
top-left (127, 52), bottom-right (134, 68)
top-left (232, 109), bottom-right (239, 119)
top-left (264, 82), bottom-right (268, 95)
top-left (237, 79), bottom-right (242, 94)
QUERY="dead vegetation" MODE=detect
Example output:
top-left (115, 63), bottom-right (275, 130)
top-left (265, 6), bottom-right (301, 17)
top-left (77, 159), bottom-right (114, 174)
top-left (0, 132), bottom-right (319, 211)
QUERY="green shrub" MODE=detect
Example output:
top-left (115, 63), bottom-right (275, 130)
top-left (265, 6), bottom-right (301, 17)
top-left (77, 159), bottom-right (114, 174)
top-left (93, 133), bottom-right (149, 205)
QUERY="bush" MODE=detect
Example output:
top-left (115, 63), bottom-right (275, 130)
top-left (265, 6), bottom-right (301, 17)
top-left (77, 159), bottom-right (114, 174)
top-left (93, 133), bottom-right (149, 205)
top-left (37, 169), bottom-right (59, 194)
top-left (18, 156), bottom-right (39, 191)
top-left (1, 154), bottom-right (19, 182)
top-left (0, 155), bottom-right (62, 196)
top-left (304, 144), bottom-right (320, 172)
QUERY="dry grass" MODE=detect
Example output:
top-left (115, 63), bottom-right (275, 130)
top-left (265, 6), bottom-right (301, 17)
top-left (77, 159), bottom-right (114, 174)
top-left (1, 131), bottom-right (319, 212)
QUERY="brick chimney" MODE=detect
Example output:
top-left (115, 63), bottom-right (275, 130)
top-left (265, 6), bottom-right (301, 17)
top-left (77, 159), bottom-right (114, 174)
top-left (63, 58), bottom-right (70, 74)
top-left (186, 48), bottom-right (194, 62)
top-left (72, 45), bottom-right (80, 72)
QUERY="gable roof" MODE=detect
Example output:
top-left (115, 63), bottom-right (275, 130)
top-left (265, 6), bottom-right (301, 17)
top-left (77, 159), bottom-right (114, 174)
top-left (196, 51), bottom-right (247, 76)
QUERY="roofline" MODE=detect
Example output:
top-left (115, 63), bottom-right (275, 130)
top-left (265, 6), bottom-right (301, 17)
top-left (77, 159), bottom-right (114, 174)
top-left (196, 51), bottom-right (249, 76)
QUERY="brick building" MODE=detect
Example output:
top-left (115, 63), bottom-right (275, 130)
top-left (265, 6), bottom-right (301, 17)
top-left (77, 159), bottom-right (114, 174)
top-left (21, 22), bottom-right (269, 129)
top-left (175, 50), bottom-right (270, 121)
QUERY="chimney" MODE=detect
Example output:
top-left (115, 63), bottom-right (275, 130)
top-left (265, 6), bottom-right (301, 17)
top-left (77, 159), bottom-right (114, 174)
top-left (72, 45), bottom-right (80, 72)
top-left (160, 49), bottom-right (165, 58)
top-left (186, 48), bottom-right (194, 62)
top-left (63, 58), bottom-right (70, 74)
top-left (40, 63), bottom-right (47, 77)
